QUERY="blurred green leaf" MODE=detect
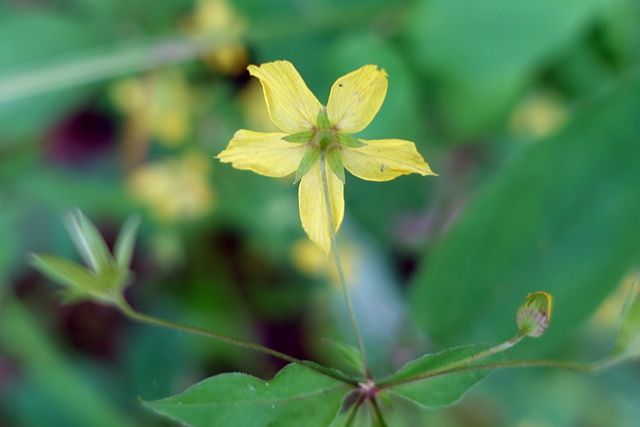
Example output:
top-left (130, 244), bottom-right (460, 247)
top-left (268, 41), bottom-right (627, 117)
top-left (405, 0), bottom-right (606, 137)
top-left (409, 73), bottom-right (640, 349)
top-left (611, 290), bottom-right (640, 359)
top-left (0, 293), bottom-right (135, 427)
top-left (145, 363), bottom-right (349, 427)
top-left (0, 11), bottom-right (103, 140)
top-left (386, 345), bottom-right (497, 408)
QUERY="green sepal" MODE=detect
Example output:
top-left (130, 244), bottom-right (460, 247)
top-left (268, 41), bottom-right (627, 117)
top-left (326, 148), bottom-right (345, 183)
top-left (294, 147), bottom-right (320, 184)
top-left (114, 215), bottom-right (141, 272)
top-left (65, 209), bottom-right (114, 274)
top-left (337, 133), bottom-right (365, 148)
top-left (283, 131), bottom-right (314, 143)
top-left (30, 254), bottom-right (98, 294)
top-left (31, 210), bottom-right (140, 306)
top-left (316, 110), bottom-right (333, 130)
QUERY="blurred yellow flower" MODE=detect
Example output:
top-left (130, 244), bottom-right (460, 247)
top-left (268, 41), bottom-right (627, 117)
top-left (110, 71), bottom-right (193, 147)
top-left (218, 60), bottom-right (436, 253)
top-left (189, 0), bottom-right (248, 75)
top-left (128, 153), bottom-right (215, 222)
top-left (509, 91), bottom-right (567, 139)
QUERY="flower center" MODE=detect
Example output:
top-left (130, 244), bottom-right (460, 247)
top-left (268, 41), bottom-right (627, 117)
top-left (316, 129), bottom-right (337, 151)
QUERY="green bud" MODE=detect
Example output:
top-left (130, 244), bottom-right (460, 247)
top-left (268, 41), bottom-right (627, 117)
top-left (517, 291), bottom-right (553, 337)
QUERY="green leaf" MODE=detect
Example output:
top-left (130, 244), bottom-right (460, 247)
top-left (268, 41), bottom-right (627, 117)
top-left (409, 73), bottom-right (640, 349)
top-left (114, 215), bottom-right (140, 271)
top-left (383, 344), bottom-right (493, 384)
top-left (324, 339), bottom-right (366, 375)
top-left (611, 291), bottom-right (640, 359)
top-left (384, 345), bottom-right (498, 408)
top-left (405, 0), bottom-right (606, 137)
top-left (144, 363), bottom-right (350, 427)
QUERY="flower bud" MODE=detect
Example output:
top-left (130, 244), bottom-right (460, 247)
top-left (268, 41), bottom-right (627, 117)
top-left (31, 210), bottom-right (139, 305)
top-left (517, 291), bottom-right (553, 337)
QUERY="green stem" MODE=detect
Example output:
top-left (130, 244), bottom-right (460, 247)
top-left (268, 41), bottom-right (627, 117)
top-left (458, 355), bottom-right (625, 373)
top-left (379, 354), bottom-right (624, 391)
top-left (379, 332), bottom-right (525, 388)
top-left (369, 398), bottom-right (389, 427)
top-left (115, 297), bottom-right (357, 384)
top-left (396, 359), bottom-right (596, 381)
top-left (319, 155), bottom-right (371, 379)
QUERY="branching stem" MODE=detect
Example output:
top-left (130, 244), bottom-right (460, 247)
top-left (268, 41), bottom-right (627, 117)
top-left (115, 297), bottom-right (357, 384)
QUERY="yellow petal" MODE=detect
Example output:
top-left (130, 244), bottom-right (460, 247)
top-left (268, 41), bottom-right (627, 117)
top-left (299, 159), bottom-right (344, 254)
top-left (248, 61), bottom-right (322, 133)
top-left (342, 138), bottom-right (436, 181)
top-left (326, 65), bottom-right (388, 134)
top-left (217, 129), bottom-right (307, 177)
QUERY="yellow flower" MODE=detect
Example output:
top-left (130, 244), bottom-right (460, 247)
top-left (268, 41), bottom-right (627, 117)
top-left (128, 153), bottom-right (215, 223)
top-left (217, 60), bottom-right (436, 253)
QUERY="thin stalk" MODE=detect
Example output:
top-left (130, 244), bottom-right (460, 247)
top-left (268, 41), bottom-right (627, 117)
top-left (379, 332), bottom-right (525, 388)
top-left (319, 155), bottom-right (371, 379)
top-left (402, 358), bottom-right (599, 378)
top-left (379, 355), bottom-right (624, 392)
top-left (462, 355), bottom-right (625, 373)
top-left (115, 297), bottom-right (357, 384)
top-left (368, 398), bottom-right (389, 427)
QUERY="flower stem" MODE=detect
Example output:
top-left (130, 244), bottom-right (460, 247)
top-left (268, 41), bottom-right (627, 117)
top-left (404, 357), bottom-right (607, 379)
top-left (319, 155), bottom-right (371, 379)
top-left (369, 398), bottom-right (389, 427)
top-left (115, 297), bottom-right (357, 384)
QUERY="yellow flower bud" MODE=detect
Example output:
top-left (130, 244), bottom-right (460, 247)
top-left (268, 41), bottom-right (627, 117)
top-left (517, 291), bottom-right (553, 338)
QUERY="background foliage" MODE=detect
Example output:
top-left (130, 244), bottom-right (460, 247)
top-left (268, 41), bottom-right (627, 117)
top-left (1, 0), bottom-right (640, 425)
